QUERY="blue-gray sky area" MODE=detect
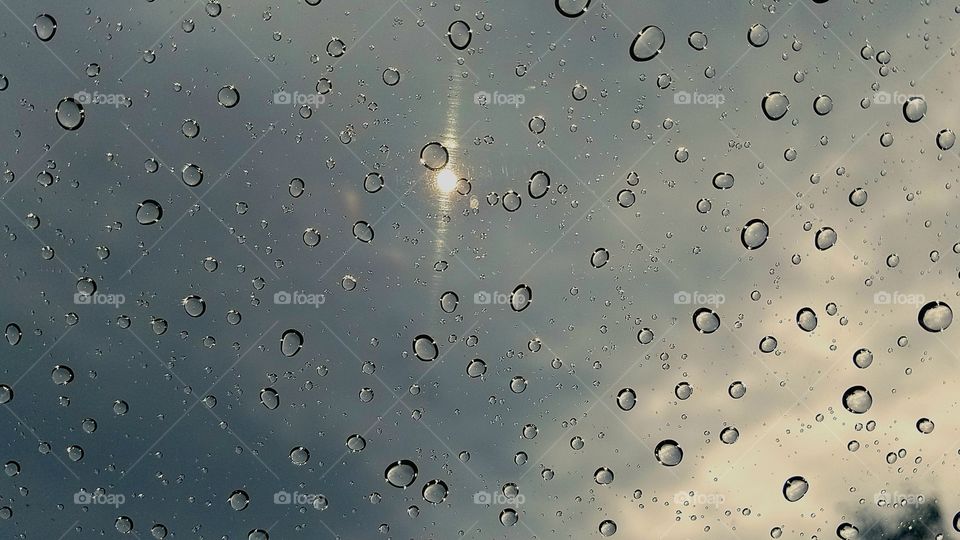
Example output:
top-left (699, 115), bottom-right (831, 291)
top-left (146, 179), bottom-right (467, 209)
top-left (0, 0), bottom-right (958, 538)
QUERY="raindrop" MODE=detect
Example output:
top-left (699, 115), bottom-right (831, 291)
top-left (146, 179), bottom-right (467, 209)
top-left (509, 284), bottom-right (532, 312)
top-left (5, 324), bottom-right (21, 346)
top-left (412, 335), bottom-right (439, 361)
top-left (382, 67), bottom-right (401, 86)
top-left (741, 219), bottom-right (769, 249)
top-left (782, 476), bottom-right (809, 502)
top-left (617, 388), bottom-right (636, 411)
top-left (136, 200), bottom-right (163, 225)
top-left (814, 227), bottom-right (837, 250)
top-left (182, 295), bottom-right (206, 317)
top-left (52, 365), bottom-right (74, 385)
top-left (813, 95), bottom-right (833, 115)
top-left (34, 14), bottom-right (57, 41)
top-left (353, 221), bottom-right (374, 242)
top-left (842, 386), bottom-right (873, 414)
top-left (747, 23), bottom-right (769, 47)
top-left (55, 97), bottom-right (85, 130)
top-left (629, 25), bottom-right (665, 62)
top-left (447, 21), bottom-right (472, 50)
top-left (852, 348), bottom-right (873, 369)
top-left (181, 164), bottom-right (203, 187)
top-left (902, 96), bottom-right (927, 123)
top-left (419, 142), bottom-right (449, 170)
top-left (385, 460), bottom-right (418, 488)
top-left (280, 329), bottom-right (303, 357)
top-left (594, 467), bottom-right (614, 485)
top-left (422, 479), bottom-right (448, 504)
top-left (692, 307), bottom-right (720, 334)
top-left (228, 490), bottom-right (250, 511)
top-left (439, 291), bottom-right (459, 313)
top-left (654, 439), bottom-right (683, 466)
top-left (712, 172), bottom-right (735, 190)
top-left (796, 307), bottom-right (818, 332)
top-left (590, 248), bottom-right (609, 268)
top-left (259, 388), bottom-right (280, 410)
top-left (555, 0), bottom-right (591, 17)
top-left (217, 85), bottom-right (240, 108)
top-left (528, 171), bottom-right (550, 199)
top-left (762, 92), bottom-right (790, 120)
top-left (918, 301), bottom-right (952, 332)
top-left (289, 446), bottom-right (310, 465)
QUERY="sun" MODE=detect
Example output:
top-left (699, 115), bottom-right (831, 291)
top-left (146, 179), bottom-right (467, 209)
top-left (434, 168), bottom-right (458, 194)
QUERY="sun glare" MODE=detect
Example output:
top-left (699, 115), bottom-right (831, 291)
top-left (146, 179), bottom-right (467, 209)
top-left (434, 168), bottom-right (458, 194)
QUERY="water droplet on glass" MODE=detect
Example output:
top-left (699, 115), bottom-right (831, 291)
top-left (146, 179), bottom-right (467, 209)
top-left (630, 25), bottom-right (665, 62)
top-left (782, 476), bottom-right (809, 502)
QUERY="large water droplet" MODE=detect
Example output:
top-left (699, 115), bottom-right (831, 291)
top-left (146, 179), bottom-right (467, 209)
top-left (842, 386), bottom-right (873, 414)
top-left (280, 329), bottom-right (304, 357)
top-left (629, 26), bottom-right (665, 61)
top-left (918, 301), bottom-right (952, 332)
top-left (655, 440), bottom-right (683, 466)
top-left (782, 476), bottom-right (809, 502)
top-left (385, 459), bottom-right (418, 488)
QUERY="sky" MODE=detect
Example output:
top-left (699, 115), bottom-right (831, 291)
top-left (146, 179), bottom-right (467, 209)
top-left (1, 0), bottom-right (959, 538)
